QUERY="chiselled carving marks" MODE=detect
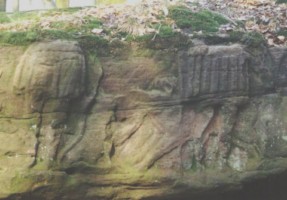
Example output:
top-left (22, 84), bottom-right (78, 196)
top-left (179, 45), bottom-right (249, 100)
top-left (153, 105), bottom-right (219, 171)
top-left (58, 112), bottom-right (113, 166)
top-left (155, 98), bottom-right (251, 171)
top-left (111, 107), bottom-right (181, 169)
top-left (270, 47), bottom-right (287, 88)
top-left (4, 41), bottom-right (287, 200)
top-left (7, 40), bottom-right (97, 170)
top-left (54, 64), bottom-right (104, 166)
top-left (13, 40), bottom-right (86, 113)
top-left (57, 114), bottom-right (88, 163)
top-left (111, 105), bottom-right (215, 170)
top-left (112, 111), bottom-right (148, 147)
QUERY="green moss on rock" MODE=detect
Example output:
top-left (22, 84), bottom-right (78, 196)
top-left (78, 35), bottom-right (109, 55)
top-left (169, 6), bottom-right (229, 32)
top-left (195, 31), bottom-right (266, 47)
top-left (0, 31), bottom-right (39, 45)
top-left (277, 28), bottom-right (287, 37)
top-left (158, 25), bottom-right (176, 38)
top-left (0, 12), bottom-right (11, 23)
top-left (241, 31), bottom-right (265, 47)
top-left (276, 0), bottom-right (287, 4)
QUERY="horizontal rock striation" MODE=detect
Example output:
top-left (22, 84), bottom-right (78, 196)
top-left (0, 40), bottom-right (287, 200)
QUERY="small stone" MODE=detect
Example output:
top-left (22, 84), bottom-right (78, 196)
top-left (91, 28), bottom-right (103, 34)
top-left (278, 35), bottom-right (285, 41)
top-left (268, 38), bottom-right (274, 46)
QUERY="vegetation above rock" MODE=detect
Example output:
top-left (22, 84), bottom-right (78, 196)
top-left (0, 0), bottom-right (281, 49)
top-left (276, 0), bottom-right (287, 4)
top-left (169, 6), bottom-right (229, 32)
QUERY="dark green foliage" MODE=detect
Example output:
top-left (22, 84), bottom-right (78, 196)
top-left (169, 6), bottom-right (193, 29)
top-left (158, 25), bottom-right (175, 38)
top-left (49, 21), bottom-right (68, 29)
top-left (200, 34), bottom-right (236, 45)
top-left (241, 31), bottom-right (265, 47)
top-left (38, 29), bottom-right (74, 40)
top-left (0, 28), bottom-right (109, 53)
top-left (77, 35), bottom-right (109, 55)
top-left (169, 6), bottom-right (229, 32)
top-left (277, 28), bottom-right (287, 37)
top-left (0, 12), bottom-right (105, 48)
top-left (0, 12), bottom-right (10, 23)
top-left (229, 31), bottom-right (245, 41)
top-left (0, 31), bottom-right (38, 45)
top-left (81, 18), bottom-right (102, 31)
top-left (276, 0), bottom-right (287, 4)
top-left (194, 30), bottom-right (266, 47)
top-left (229, 31), bottom-right (265, 48)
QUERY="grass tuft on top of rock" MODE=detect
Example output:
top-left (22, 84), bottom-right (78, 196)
top-left (0, 12), bottom-right (11, 23)
top-left (276, 0), bottom-right (287, 4)
top-left (168, 6), bottom-right (229, 32)
top-left (0, 2), bottom-right (269, 49)
top-left (0, 31), bottom-right (39, 45)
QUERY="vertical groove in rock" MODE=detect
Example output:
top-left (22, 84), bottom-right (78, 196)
top-left (189, 56), bottom-right (195, 97)
top-left (219, 57), bottom-right (227, 92)
top-left (210, 55), bottom-right (219, 93)
top-left (58, 114), bottom-right (88, 162)
top-left (193, 55), bottom-right (201, 96)
top-left (3, 42), bottom-right (287, 200)
top-left (230, 57), bottom-right (237, 91)
top-left (200, 55), bottom-right (211, 94)
top-left (179, 45), bottom-right (249, 100)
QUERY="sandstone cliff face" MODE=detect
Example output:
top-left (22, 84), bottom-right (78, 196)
top-left (0, 40), bottom-right (287, 200)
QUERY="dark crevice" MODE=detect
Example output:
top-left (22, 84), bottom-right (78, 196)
top-left (109, 142), bottom-right (115, 158)
top-left (28, 112), bottom-right (42, 168)
top-left (162, 169), bottom-right (287, 200)
top-left (56, 53), bottom-right (104, 162)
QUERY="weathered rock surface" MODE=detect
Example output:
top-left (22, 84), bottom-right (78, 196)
top-left (0, 40), bottom-right (287, 200)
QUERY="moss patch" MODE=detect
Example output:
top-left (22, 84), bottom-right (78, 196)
top-left (195, 31), bottom-right (266, 47)
top-left (0, 8), bottom-right (102, 42)
top-left (0, 12), bottom-right (11, 23)
top-left (276, 0), bottom-right (287, 4)
top-left (0, 31), bottom-right (39, 45)
top-left (169, 6), bottom-right (229, 32)
top-left (241, 31), bottom-right (265, 47)
top-left (0, 5), bottom-right (263, 53)
top-left (77, 35), bottom-right (109, 55)
top-left (277, 28), bottom-right (287, 37)
top-left (0, 29), bottom-right (108, 56)
top-left (156, 24), bottom-right (176, 38)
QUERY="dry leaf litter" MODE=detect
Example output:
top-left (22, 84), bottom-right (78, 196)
top-left (0, 0), bottom-right (286, 46)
